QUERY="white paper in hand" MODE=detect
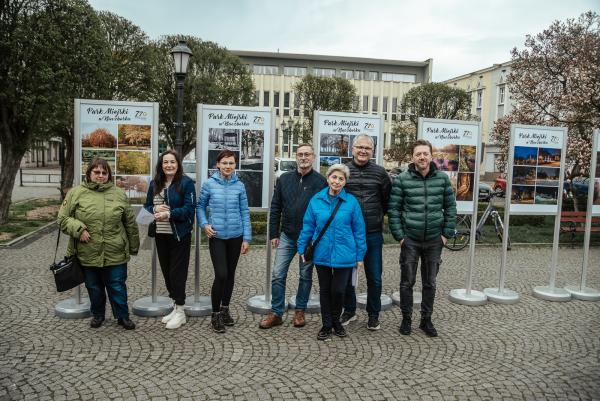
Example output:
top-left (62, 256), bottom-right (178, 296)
top-left (351, 267), bottom-right (358, 287)
top-left (136, 207), bottom-right (154, 225)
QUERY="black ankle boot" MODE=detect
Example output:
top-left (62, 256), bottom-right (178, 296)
top-left (117, 317), bottom-right (135, 330)
top-left (220, 306), bottom-right (234, 326)
top-left (399, 317), bottom-right (412, 335)
top-left (419, 317), bottom-right (438, 337)
top-left (211, 312), bottom-right (225, 333)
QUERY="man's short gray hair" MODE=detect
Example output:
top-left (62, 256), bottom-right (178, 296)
top-left (353, 134), bottom-right (375, 149)
top-left (326, 163), bottom-right (350, 180)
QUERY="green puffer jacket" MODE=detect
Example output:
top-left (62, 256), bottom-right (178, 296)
top-left (388, 162), bottom-right (457, 242)
top-left (57, 181), bottom-right (140, 267)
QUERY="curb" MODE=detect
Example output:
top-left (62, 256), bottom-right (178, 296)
top-left (0, 221), bottom-right (57, 249)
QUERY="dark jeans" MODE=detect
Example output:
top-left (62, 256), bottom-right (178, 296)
top-left (155, 233), bottom-right (191, 305)
top-left (343, 231), bottom-right (383, 318)
top-left (83, 264), bottom-right (129, 319)
top-left (209, 236), bottom-right (243, 312)
top-left (316, 265), bottom-right (353, 330)
top-left (399, 236), bottom-right (443, 319)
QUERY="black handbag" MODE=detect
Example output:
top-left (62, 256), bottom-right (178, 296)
top-left (147, 221), bottom-right (156, 237)
top-left (50, 230), bottom-right (84, 292)
top-left (304, 199), bottom-right (342, 263)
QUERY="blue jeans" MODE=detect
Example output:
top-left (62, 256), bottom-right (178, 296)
top-left (271, 233), bottom-right (314, 317)
top-left (83, 264), bottom-right (129, 319)
top-left (343, 232), bottom-right (384, 318)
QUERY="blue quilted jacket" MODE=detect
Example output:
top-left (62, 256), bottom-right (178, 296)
top-left (297, 187), bottom-right (366, 268)
top-left (196, 171), bottom-right (252, 242)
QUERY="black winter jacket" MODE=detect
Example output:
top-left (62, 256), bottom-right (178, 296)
top-left (269, 169), bottom-right (327, 240)
top-left (344, 160), bottom-right (392, 233)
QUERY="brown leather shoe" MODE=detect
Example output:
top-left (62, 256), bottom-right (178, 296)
top-left (259, 312), bottom-right (283, 329)
top-left (292, 310), bottom-right (306, 327)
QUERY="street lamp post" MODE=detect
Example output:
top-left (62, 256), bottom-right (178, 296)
top-left (170, 40), bottom-right (193, 156)
top-left (280, 118), bottom-right (294, 158)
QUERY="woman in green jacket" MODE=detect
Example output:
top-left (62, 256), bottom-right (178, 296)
top-left (57, 157), bottom-right (140, 330)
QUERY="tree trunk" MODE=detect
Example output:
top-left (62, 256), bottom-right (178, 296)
top-left (0, 145), bottom-right (26, 224)
top-left (63, 134), bottom-right (74, 190)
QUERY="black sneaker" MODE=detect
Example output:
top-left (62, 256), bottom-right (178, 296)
top-left (317, 327), bottom-right (332, 341)
top-left (117, 317), bottom-right (136, 330)
top-left (367, 315), bottom-right (381, 331)
top-left (211, 312), bottom-right (226, 333)
top-left (90, 316), bottom-right (105, 328)
top-left (419, 318), bottom-right (438, 337)
top-left (220, 306), bottom-right (234, 326)
top-left (333, 324), bottom-right (347, 338)
top-left (340, 312), bottom-right (357, 326)
top-left (399, 318), bottom-right (412, 335)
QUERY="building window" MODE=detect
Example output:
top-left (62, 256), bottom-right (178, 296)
top-left (263, 91), bottom-right (270, 107)
top-left (372, 96), bottom-right (378, 114)
top-left (274, 91), bottom-right (280, 116)
top-left (339, 69), bottom-right (353, 79)
top-left (354, 70), bottom-right (365, 80)
top-left (362, 96), bottom-right (369, 113)
top-left (381, 72), bottom-right (416, 83)
top-left (477, 89), bottom-right (483, 109)
top-left (293, 92), bottom-right (300, 117)
top-left (254, 90), bottom-right (259, 106)
top-left (391, 97), bottom-right (398, 121)
top-left (368, 71), bottom-right (378, 80)
top-left (284, 66), bottom-right (307, 76)
top-left (284, 92), bottom-right (290, 117)
top-left (498, 85), bottom-right (505, 105)
top-left (313, 67), bottom-right (335, 77)
top-left (383, 97), bottom-right (388, 121)
top-left (253, 65), bottom-right (279, 75)
top-left (352, 96), bottom-right (359, 112)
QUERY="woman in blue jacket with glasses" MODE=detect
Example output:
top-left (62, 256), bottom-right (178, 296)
top-left (197, 149), bottom-right (251, 334)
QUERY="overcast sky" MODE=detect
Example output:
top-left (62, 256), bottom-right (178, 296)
top-left (88, 0), bottom-right (596, 81)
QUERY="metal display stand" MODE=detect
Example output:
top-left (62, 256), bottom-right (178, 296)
top-left (565, 129), bottom-right (600, 301)
top-left (133, 244), bottom-right (172, 316)
top-left (55, 286), bottom-right (91, 319)
top-left (288, 294), bottom-right (320, 313)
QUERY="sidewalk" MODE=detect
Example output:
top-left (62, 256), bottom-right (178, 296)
top-left (0, 230), bottom-right (598, 400)
top-left (10, 168), bottom-right (62, 202)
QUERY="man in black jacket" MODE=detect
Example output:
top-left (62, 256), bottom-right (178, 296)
top-left (341, 134), bottom-right (392, 330)
top-left (259, 144), bottom-right (327, 329)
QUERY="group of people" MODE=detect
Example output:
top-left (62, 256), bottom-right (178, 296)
top-left (57, 135), bottom-right (457, 341)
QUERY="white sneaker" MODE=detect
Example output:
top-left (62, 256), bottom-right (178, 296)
top-left (165, 305), bottom-right (186, 329)
top-left (161, 304), bottom-right (177, 324)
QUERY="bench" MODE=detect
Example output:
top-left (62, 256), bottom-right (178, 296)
top-left (560, 211), bottom-right (600, 247)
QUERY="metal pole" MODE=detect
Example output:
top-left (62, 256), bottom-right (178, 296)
top-left (175, 74), bottom-right (185, 156)
top-left (132, 239), bottom-right (172, 317)
top-left (151, 243), bottom-right (158, 303)
top-left (20, 168), bottom-right (23, 187)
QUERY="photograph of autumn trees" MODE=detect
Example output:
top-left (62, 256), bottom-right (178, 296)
top-left (81, 124), bottom-right (117, 148)
top-left (118, 124), bottom-right (151, 150)
top-left (116, 151), bottom-right (151, 175)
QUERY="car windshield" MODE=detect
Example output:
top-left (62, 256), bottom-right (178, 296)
top-left (183, 163), bottom-right (196, 173)
top-left (280, 161), bottom-right (297, 171)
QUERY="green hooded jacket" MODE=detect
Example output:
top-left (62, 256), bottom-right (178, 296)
top-left (57, 181), bottom-right (140, 267)
top-left (388, 162), bottom-right (457, 242)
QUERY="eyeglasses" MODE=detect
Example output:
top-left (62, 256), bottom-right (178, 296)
top-left (353, 146), bottom-right (373, 152)
top-left (296, 152), bottom-right (313, 158)
top-left (91, 170), bottom-right (108, 176)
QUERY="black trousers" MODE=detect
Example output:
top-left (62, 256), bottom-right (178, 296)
top-left (208, 236), bottom-right (243, 312)
top-left (155, 233), bottom-right (191, 306)
top-left (399, 236), bottom-right (443, 319)
top-left (316, 265), bottom-right (353, 330)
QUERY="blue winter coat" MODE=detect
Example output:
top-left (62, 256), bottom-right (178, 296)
top-left (144, 175), bottom-right (196, 241)
top-left (297, 187), bottom-right (366, 268)
top-left (196, 171), bottom-right (252, 242)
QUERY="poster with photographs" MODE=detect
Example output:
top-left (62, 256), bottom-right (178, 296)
top-left (314, 111), bottom-right (383, 175)
top-left (509, 125), bottom-right (567, 214)
top-left (418, 118), bottom-right (481, 214)
top-left (592, 130), bottom-right (600, 215)
top-left (197, 105), bottom-right (273, 209)
top-left (76, 99), bottom-right (158, 204)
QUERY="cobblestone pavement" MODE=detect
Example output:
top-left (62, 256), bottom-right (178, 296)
top-left (0, 230), bottom-right (599, 401)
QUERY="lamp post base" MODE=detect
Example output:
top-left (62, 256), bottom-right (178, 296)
top-left (564, 285), bottom-right (600, 301)
top-left (132, 296), bottom-right (172, 317)
top-left (532, 286), bottom-right (571, 302)
top-left (448, 289), bottom-right (487, 306)
top-left (184, 296), bottom-right (212, 316)
top-left (483, 287), bottom-right (520, 304)
top-left (288, 294), bottom-right (318, 313)
top-left (391, 291), bottom-right (422, 306)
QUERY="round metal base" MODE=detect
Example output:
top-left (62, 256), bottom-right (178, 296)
top-left (483, 287), bottom-right (520, 304)
top-left (184, 296), bottom-right (212, 317)
top-left (532, 286), bottom-right (572, 302)
top-left (246, 295), bottom-right (272, 314)
top-left (132, 296), bottom-right (173, 317)
top-left (54, 297), bottom-right (91, 319)
top-left (564, 285), bottom-right (600, 301)
top-left (391, 291), bottom-right (422, 306)
top-left (288, 294), bottom-right (318, 313)
top-left (356, 293), bottom-right (393, 311)
top-left (448, 289), bottom-right (487, 306)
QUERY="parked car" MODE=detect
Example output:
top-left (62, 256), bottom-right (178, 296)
top-left (274, 158), bottom-right (297, 178)
top-left (182, 160), bottom-right (196, 182)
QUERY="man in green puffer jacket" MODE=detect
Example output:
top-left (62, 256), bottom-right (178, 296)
top-left (388, 139), bottom-right (456, 338)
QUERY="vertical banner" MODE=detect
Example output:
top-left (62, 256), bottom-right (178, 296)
top-left (418, 118), bottom-right (481, 214)
top-left (313, 111), bottom-right (384, 174)
top-left (509, 125), bottom-right (567, 215)
top-left (75, 99), bottom-right (159, 204)
top-left (197, 105), bottom-right (274, 209)
top-left (592, 129), bottom-right (600, 216)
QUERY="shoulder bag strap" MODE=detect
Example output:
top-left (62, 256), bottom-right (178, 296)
top-left (312, 199), bottom-right (343, 249)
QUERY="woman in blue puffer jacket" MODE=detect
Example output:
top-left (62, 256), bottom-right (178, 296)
top-left (197, 149), bottom-right (251, 333)
top-left (297, 163), bottom-right (366, 342)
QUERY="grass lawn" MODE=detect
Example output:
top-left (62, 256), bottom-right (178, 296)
top-left (0, 198), bottom-right (61, 244)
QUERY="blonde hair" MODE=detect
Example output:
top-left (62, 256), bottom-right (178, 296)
top-left (326, 163), bottom-right (350, 180)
